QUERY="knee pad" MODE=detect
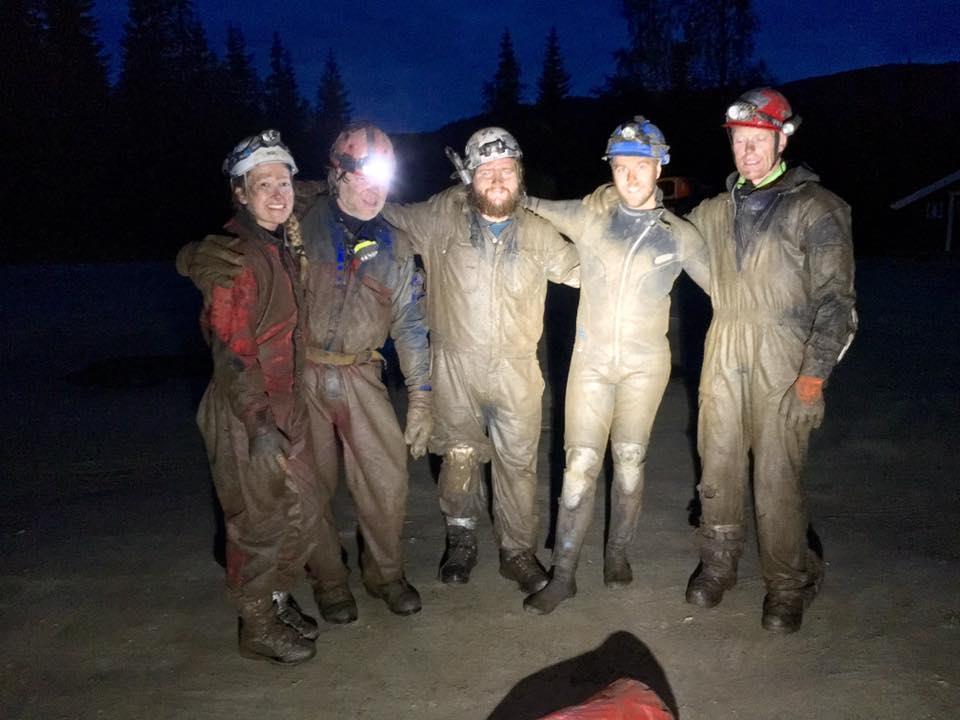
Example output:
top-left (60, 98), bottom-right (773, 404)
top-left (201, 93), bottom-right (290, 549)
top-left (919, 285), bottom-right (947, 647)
top-left (561, 446), bottom-right (601, 510)
top-left (442, 445), bottom-right (479, 493)
top-left (612, 442), bottom-right (646, 495)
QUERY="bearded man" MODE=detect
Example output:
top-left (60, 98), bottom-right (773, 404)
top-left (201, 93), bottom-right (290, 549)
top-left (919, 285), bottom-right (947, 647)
top-left (381, 127), bottom-right (580, 594)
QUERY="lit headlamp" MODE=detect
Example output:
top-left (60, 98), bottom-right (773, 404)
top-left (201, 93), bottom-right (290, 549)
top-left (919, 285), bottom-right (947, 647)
top-left (337, 153), bottom-right (395, 186)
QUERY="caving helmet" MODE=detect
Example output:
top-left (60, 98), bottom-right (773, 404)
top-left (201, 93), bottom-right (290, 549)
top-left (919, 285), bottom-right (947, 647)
top-left (723, 87), bottom-right (801, 136)
top-left (602, 116), bottom-right (670, 165)
top-left (329, 122), bottom-right (396, 187)
top-left (464, 127), bottom-right (523, 172)
top-left (223, 129), bottom-right (298, 177)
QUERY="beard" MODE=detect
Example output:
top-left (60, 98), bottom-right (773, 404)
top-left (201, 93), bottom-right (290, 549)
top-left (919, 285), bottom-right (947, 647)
top-left (468, 182), bottom-right (524, 218)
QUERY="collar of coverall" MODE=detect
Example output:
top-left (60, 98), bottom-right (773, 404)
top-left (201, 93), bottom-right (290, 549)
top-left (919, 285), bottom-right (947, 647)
top-left (735, 160), bottom-right (787, 190)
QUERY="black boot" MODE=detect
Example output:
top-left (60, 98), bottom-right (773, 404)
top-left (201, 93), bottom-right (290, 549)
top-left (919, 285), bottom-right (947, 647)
top-left (238, 596), bottom-right (316, 665)
top-left (685, 525), bottom-right (744, 608)
top-left (273, 591), bottom-right (319, 640)
top-left (523, 503), bottom-right (592, 614)
top-left (439, 525), bottom-right (478, 584)
top-left (762, 591), bottom-right (804, 633)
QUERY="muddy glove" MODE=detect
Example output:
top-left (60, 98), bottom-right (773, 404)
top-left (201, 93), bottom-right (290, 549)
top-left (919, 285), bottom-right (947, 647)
top-left (779, 375), bottom-right (825, 430)
top-left (404, 389), bottom-right (433, 459)
top-left (176, 235), bottom-right (246, 296)
top-left (583, 182), bottom-right (619, 215)
top-left (249, 427), bottom-right (291, 493)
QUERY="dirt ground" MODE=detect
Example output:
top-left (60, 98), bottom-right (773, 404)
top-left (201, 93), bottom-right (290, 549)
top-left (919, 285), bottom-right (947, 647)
top-left (1, 256), bottom-right (958, 719)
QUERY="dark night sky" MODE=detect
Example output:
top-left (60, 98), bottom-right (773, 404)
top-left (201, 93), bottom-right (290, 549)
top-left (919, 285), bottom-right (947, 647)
top-left (93, 0), bottom-right (960, 133)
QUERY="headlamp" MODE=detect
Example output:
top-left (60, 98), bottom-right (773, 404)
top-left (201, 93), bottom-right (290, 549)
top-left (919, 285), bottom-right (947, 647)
top-left (358, 155), bottom-right (395, 186)
top-left (725, 101), bottom-right (798, 135)
top-left (477, 138), bottom-right (518, 158)
top-left (337, 153), bottom-right (395, 186)
top-left (224, 128), bottom-right (297, 177)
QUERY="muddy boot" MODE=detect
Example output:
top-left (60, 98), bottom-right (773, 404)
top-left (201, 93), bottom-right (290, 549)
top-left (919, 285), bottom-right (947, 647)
top-left (238, 596), bottom-right (316, 665)
top-left (604, 445), bottom-right (645, 589)
top-left (314, 583), bottom-right (358, 625)
top-left (685, 524), bottom-right (744, 608)
top-left (365, 576), bottom-right (422, 616)
top-left (762, 591), bottom-right (804, 633)
top-left (603, 545), bottom-right (633, 589)
top-left (273, 591), bottom-right (319, 640)
top-left (523, 504), bottom-right (592, 614)
top-left (439, 524), bottom-right (478, 585)
top-left (499, 550), bottom-right (549, 594)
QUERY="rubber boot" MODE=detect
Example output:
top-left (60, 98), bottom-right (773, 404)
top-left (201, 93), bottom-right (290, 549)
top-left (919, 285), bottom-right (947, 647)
top-left (313, 583), bottom-right (358, 624)
top-left (439, 523), bottom-right (478, 584)
top-left (762, 548), bottom-right (824, 633)
top-left (685, 524), bottom-right (744, 608)
top-left (273, 591), bottom-right (320, 640)
top-left (604, 481), bottom-right (644, 589)
top-left (761, 591), bottom-right (804, 633)
top-left (238, 596), bottom-right (316, 665)
top-left (523, 503), bottom-right (593, 615)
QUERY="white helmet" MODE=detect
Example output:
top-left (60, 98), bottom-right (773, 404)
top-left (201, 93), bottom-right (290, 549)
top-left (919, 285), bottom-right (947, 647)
top-left (223, 129), bottom-right (298, 177)
top-left (464, 127), bottom-right (522, 172)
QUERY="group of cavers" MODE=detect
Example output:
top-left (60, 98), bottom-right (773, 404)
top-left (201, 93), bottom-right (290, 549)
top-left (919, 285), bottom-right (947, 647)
top-left (176, 86), bottom-right (857, 678)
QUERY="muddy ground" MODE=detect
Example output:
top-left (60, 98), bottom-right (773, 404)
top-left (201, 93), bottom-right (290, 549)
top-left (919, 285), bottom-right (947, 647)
top-left (0, 256), bottom-right (958, 719)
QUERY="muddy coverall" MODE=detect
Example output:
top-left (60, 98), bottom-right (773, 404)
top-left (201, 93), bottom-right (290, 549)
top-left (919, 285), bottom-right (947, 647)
top-left (382, 187), bottom-right (579, 553)
top-left (197, 210), bottom-right (317, 606)
top-left (526, 193), bottom-right (709, 574)
top-left (298, 196), bottom-right (430, 591)
top-left (687, 165), bottom-right (856, 595)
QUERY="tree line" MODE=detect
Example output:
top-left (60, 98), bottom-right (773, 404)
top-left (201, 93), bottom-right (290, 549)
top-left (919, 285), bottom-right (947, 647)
top-left (1, 0), bottom-right (764, 262)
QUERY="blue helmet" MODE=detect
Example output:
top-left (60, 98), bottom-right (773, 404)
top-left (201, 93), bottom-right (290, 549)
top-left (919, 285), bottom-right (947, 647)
top-left (602, 116), bottom-right (670, 165)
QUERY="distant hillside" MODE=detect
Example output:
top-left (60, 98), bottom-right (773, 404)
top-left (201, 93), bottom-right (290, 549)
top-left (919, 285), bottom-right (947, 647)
top-left (390, 62), bottom-right (960, 255)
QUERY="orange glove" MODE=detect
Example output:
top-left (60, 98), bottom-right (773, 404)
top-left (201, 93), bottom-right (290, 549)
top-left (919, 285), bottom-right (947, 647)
top-left (795, 375), bottom-right (824, 405)
top-left (779, 375), bottom-right (825, 429)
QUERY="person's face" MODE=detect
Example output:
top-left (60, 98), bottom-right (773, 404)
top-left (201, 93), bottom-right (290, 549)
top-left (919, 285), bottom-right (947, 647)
top-left (470, 157), bottom-right (521, 220)
top-left (336, 165), bottom-right (391, 221)
top-left (730, 125), bottom-right (787, 183)
top-left (236, 162), bottom-right (294, 231)
top-left (610, 156), bottom-right (661, 210)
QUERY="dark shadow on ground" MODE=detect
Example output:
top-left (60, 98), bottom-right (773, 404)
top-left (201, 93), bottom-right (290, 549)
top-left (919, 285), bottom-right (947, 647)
top-left (486, 630), bottom-right (678, 720)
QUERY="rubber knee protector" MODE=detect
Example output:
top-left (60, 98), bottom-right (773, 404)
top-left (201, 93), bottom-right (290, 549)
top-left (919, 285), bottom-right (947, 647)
top-left (560, 446), bottom-right (602, 511)
top-left (611, 442), bottom-right (646, 495)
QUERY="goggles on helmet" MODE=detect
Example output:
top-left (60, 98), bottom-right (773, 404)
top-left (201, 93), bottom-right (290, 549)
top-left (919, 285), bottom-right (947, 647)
top-left (223, 129), bottom-right (298, 177)
top-left (476, 138), bottom-right (518, 160)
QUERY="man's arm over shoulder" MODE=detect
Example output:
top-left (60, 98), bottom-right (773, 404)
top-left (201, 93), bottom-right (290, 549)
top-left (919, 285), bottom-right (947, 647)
top-left (382, 184), bottom-right (467, 254)
top-left (528, 215), bottom-right (579, 288)
top-left (524, 194), bottom-right (591, 241)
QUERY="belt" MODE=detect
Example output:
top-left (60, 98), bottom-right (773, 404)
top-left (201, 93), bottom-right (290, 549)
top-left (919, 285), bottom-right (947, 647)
top-left (305, 347), bottom-right (384, 366)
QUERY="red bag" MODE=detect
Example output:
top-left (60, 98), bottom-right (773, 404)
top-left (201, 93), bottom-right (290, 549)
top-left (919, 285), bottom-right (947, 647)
top-left (537, 678), bottom-right (673, 720)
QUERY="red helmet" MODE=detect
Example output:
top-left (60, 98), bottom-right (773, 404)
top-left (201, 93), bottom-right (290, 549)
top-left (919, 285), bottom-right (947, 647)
top-left (723, 87), bottom-right (801, 136)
